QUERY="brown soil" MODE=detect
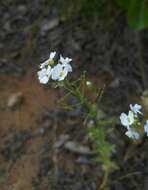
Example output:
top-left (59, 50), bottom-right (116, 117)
top-left (0, 71), bottom-right (58, 190)
top-left (0, 71), bottom-right (57, 133)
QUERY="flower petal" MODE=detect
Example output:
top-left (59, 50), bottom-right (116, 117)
top-left (125, 129), bottom-right (140, 140)
top-left (144, 120), bottom-right (148, 136)
top-left (128, 111), bottom-right (134, 125)
top-left (120, 113), bottom-right (129, 127)
top-left (130, 104), bottom-right (142, 115)
top-left (50, 51), bottom-right (56, 59)
top-left (51, 64), bottom-right (63, 80)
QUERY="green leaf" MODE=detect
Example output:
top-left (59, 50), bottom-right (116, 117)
top-left (127, 0), bottom-right (148, 30)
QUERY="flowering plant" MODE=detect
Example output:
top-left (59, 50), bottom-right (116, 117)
top-left (38, 51), bottom-right (72, 84)
top-left (120, 104), bottom-right (148, 140)
top-left (38, 51), bottom-right (117, 189)
top-left (38, 51), bottom-right (148, 189)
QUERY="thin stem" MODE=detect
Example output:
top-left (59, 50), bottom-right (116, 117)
top-left (61, 78), bottom-right (113, 189)
top-left (99, 170), bottom-right (109, 190)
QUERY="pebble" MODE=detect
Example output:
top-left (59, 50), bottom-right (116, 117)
top-left (40, 18), bottom-right (59, 35)
top-left (3, 22), bottom-right (11, 33)
top-left (64, 141), bottom-right (92, 155)
top-left (53, 134), bottom-right (70, 149)
top-left (17, 5), bottom-right (27, 15)
top-left (7, 92), bottom-right (24, 110)
top-left (109, 78), bottom-right (120, 88)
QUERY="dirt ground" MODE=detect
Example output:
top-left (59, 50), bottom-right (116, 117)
top-left (1, 0), bottom-right (148, 190)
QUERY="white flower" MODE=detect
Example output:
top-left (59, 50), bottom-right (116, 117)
top-left (38, 52), bottom-right (72, 83)
top-left (60, 55), bottom-right (72, 64)
top-left (50, 51), bottom-right (56, 59)
top-left (130, 104), bottom-right (142, 115)
top-left (40, 51), bottom-right (56, 69)
top-left (38, 66), bottom-right (52, 84)
top-left (51, 64), bottom-right (68, 81)
top-left (144, 120), bottom-right (148, 136)
top-left (38, 69), bottom-right (49, 84)
top-left (125, 129), bottom-right (140, 140)
top-left (59, 55), bottom-right (72, 72)
top-left (120, 111), bottom-right (135, 129)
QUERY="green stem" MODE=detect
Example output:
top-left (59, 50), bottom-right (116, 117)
top-left (99, 170), bottom-right (109, 190)
top-left (61, 79), bottom-right (113, 190)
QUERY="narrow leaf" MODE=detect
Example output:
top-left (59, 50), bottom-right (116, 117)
top-left (127, 0), bottom-right (148, 30)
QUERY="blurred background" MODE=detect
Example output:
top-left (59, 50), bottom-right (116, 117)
top-left (0, 0), bottom-right (148, 189)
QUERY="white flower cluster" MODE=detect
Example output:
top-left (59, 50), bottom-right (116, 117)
top-left (120, 104), bottom-right (148, 140)
top-left (38, 52), bottom-right (72, 84)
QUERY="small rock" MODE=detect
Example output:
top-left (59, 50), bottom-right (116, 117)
top-left (109, 78), bottom-right (120, 88)
top-left (3, 22), bottom-right (11, 33)
top-left (53, 134), bottom-right (70, 149)
top-left (17, 5), bottom-right (27, 15)
top-left (40, 18), bottom-right (59, 35)
top-left (7, 92), bottom-right (23, 110)
top-left (33, 127), bottom-right (46, 137)
top-left (64, 141), bottom-right (92, 155)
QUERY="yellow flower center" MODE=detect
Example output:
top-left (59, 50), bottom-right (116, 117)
top-left (59, 70), bottom-right (64, 77)
top-left (128, 117), bottom-right (131, 123)
top-left (47, 59), bottom-right (54, 65)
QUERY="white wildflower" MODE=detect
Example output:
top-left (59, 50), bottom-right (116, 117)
top-left (59, 55), bottom-right (72, 72)
top-left (60, 55), bottom-right (72, 64)
top-left (38, 66), bottom-right (52, 84)
top-left (120, 111), bottom-right (134, 129)
top-left (40, 51), bottom-right (56, 69)
top-left (130, 104), bottom-right (142, 115)
top-left (38, 52), bottom-right (72, 83)
top-left (144, 120), bottom-right (148, 136)
top-left (50, 51), bottom-right (56, 59)
top-left (51, 64), bottom-right (68, 81)
top-left (125, 129), bottom-right (140, 140)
